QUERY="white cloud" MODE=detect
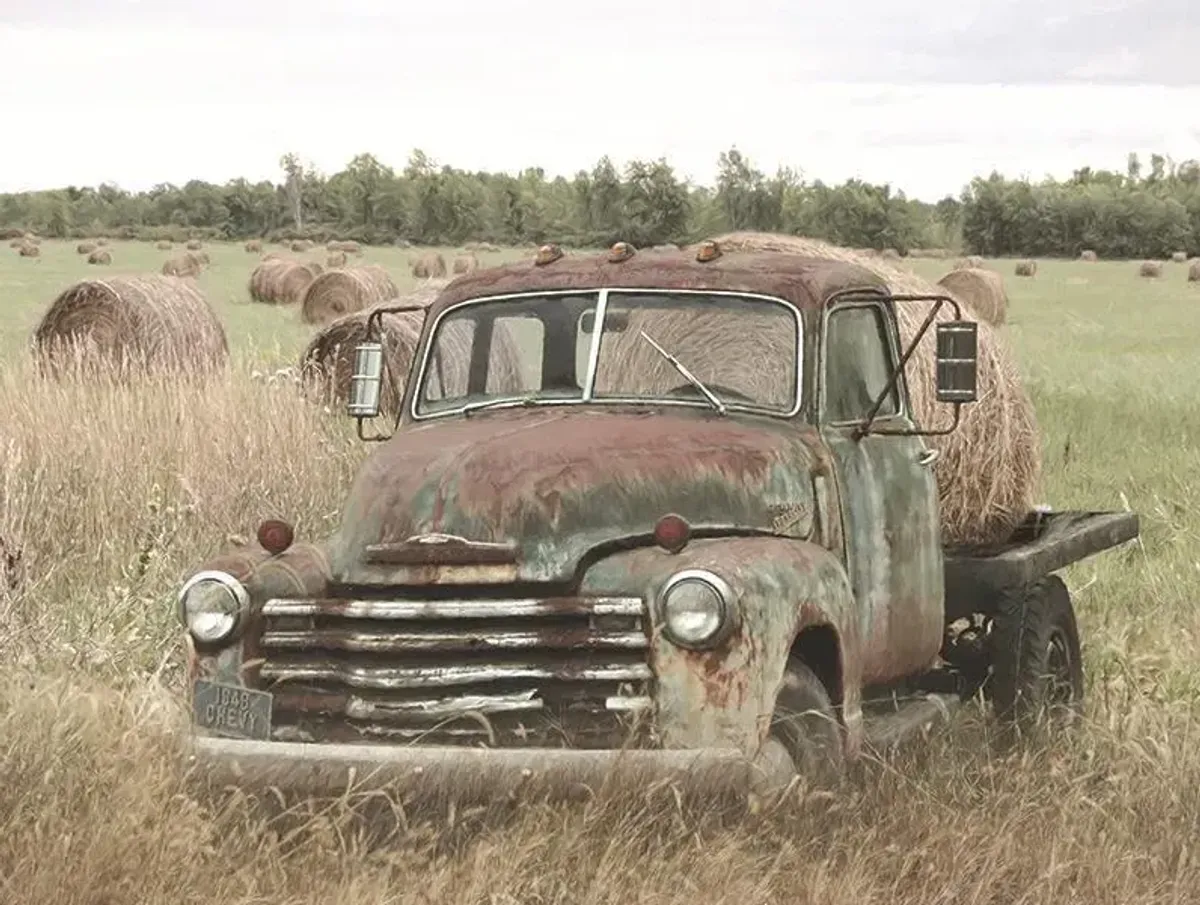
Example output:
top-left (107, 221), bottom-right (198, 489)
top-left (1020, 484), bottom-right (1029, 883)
top-left (1, 9), bottom-right (1198, 201)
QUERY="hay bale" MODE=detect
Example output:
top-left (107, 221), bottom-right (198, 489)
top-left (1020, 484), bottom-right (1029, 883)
top-left (452, 252), bottom-right (480, 275)
top-left (18, 242), bottom-right (40, 258)
top-left (1171, 251), bottom-right (1187, 263)
top-left (186, 239), bottom-right (202, 251)
top-left (674, 231), bottom-right (1042, 547)
top-left (24, 234), bottom-right (41, 245)
top-left (162, 255), bottom-right (200, 277)
top-left (245, 240), bottom-right (263, 253)
top-left (87, 249), bottom-right (112, 266)
top-left (326, 250), bottom-right (348, 269)
top-left (77, 242), bottom-right (97, 255)
top-left (290, 239), bottom-right (313, 253)
top-left (0, 228), bottom-right (23, 241)
top-left (1139, 260), bottom-right (1163, 278)
top-left (1080, 249), bottom-right (1098, 262)
top-left (248, 258), bottom-right (323, 305)
top-left (301, 264), bottom-right (399, 325)
top-left (328, 240), bottom-right (362, 255)
top-left (31, 274), bottom-right (228, 378)
top-left (412, 252), bottom-right (447, 279)
top-left (881, 248), bottom-right (900, 259)
top-left (156, 240), bottom-right (172, 250)
top-left (8, 239), bottom-right (24, 248)
top-left (1014, 259), bottom-right (1037, 277)
top-left (1188, 260), bottom-right (1200, 282)
top-left (955, 255), bottom-right (984, 269)
top-left (937, 267), bottom-right (1008, 327)
top-left (464, 241), bottom-right (500, 253)
top-left (300, 281), bottom-right (447, 417)
top-left (95, 238), bottom-right (108, 247)
top-left (187, 250), bottom-right (210, 268)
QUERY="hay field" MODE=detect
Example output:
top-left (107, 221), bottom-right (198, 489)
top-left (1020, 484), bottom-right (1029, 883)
top-left (2, 243), bottom-right (1200, 903)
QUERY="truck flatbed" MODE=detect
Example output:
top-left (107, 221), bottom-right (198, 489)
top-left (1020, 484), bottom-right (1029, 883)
top-left (943, 510), bottom-right (1140, 620)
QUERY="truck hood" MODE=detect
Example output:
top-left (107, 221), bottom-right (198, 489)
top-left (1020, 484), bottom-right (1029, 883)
top-left (330, 407), bottom-right (828, 586)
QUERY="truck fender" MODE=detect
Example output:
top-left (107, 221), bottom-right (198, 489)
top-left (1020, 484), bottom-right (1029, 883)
top-left (579, 535), bottom-right (862, 757)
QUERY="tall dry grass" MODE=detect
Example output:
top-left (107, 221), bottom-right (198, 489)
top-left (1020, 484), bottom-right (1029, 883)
top-left (1, 352), bottom-right (1198, 903)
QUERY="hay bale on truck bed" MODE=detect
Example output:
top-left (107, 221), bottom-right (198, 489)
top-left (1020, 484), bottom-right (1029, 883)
top-left (937, 267), bottom-right (1009, 326)
top-left (300, 264), bottom-right (398, 325)
top-left (31, 274), bottom-right (228, 379)
top-left (248, 258), bottom-right (323, 305)
top-left (695, 231), bottom-right (1042, 548)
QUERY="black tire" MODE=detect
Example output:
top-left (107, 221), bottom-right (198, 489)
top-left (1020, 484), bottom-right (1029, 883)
top-left (989, 574), bottom-right (1085, 732)
top-left (769, 660), bottom-right (844, 786)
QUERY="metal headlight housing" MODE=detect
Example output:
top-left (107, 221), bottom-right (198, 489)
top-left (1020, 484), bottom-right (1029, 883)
top-left (177, 570), bottom-right (249, 644)
top-left (658, 569), bottom-right (737, 649)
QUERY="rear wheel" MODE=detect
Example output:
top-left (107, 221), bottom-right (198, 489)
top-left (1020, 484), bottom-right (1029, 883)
top-left (763, 660), bottom-right (844, 789)
top-left (988, 575), bottom-right (1085, 734)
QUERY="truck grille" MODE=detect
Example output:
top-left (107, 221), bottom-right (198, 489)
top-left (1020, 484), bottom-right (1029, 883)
top-left (254, 595), bottom-right (655, 749)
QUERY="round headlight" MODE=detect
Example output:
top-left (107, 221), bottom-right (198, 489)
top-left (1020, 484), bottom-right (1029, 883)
top-left (659, 569), bottom-right (735, 649)
top-left (178, 570), bottom-right (248, 644)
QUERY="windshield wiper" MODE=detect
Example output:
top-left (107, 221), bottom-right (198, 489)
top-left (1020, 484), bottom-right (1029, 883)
top-left (460, 393), bottom-right (543, 417)
top-left (638, 330), bottom-right (726, 415)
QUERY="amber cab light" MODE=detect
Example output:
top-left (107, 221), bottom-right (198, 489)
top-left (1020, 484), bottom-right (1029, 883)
top-left (535, 243), bottom-right (564, 265)
top-left (257, 519), bottom-right (295, 555)
top-left (695, 240), bottom-right (722, 262)
top-left (654, 514), bottom-right (691, 554)
top-left (608, 241), bottom-right (636, 263)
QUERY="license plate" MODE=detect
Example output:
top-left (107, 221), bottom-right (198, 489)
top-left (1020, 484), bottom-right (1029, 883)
top-left (192, 680), bottom-right (273, 741)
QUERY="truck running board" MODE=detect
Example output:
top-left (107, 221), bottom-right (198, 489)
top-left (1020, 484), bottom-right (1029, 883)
top-left (861, 693), bottom-right (961, 753)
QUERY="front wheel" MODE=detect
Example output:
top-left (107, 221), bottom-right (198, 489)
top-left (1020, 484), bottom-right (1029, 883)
top-left (762, 660), bottom-right (844, 790)
top-left (988, 574), bottom-right (1085, 734)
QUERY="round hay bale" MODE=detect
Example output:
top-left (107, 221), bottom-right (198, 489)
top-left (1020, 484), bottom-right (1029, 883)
top-left (290, 239), bottom-right (313, 253)
top-left (300, 281), bottom-right (450, 417)
top-left (464, 241), bottom-right (500, 253)
top-left (1188, 260), bottom-right (1200, 282)
top-left (1080, 249), bottom-right (1098, 262)
top-left (412, 252), bottom-right (447, 279)
top-left (328, 240), bottom-right (363, 255)
top-left (326, 250), bottom-right (348, 269)
top-left (301, 264), bottom-right (399, 326)
top-left (156, 240), bottom-right (172, 251)
top-left (881, 248), bottom-right (901, 259)
top-left (1014, 259), bottom-right (1037, 277)
top-left (0, 228), bottom-right (23, 241)
top-left (187, 250), bottom-right (210, 268)
top-left (937, 267), bottom-right (1008, 327)
top-left (24, 234), bottom-right (41, 245)
top-left (162, 255), bottom-right (200, 277)
top-left (680, 231), bottom-right (1042, 547)
top-left (8, 238), bottom-right (24, 248)
top-left (452, 252), bottom-right (480, 275)
top-left (1139, 260), bottom-right (1163, 278)
top-left (31, 274), bottom-right (228, 378)
top-left (18, 242), bottom-right (40, 258)
top-left (245, 239), bottom-right (263, 253)
top-left (77, 241), bottom-right (97, 255)
top-left (87, 249), bottom-right (112, 266)
top-left (955, 255), bottom-right (984, 269)
top-left (95, 238), bottom-right (108, 247)
top-left (248, 258), bottom-right (323, 305)
top-left (186, 239), bottom-right (202, 251)
top-left (1171, 251), bottom-right (1187, 263)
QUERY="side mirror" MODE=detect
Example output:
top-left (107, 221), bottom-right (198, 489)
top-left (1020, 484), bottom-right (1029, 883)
top-left (347, 341), bottom-right (384, 418)
top-left (935, 321), bottom-right (978, 403)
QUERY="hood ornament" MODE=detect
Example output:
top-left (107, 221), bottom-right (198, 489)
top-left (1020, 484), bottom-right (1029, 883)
top-left (365, 532), bottom-right (519, 565)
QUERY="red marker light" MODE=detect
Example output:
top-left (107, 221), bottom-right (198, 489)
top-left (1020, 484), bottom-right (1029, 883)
top-left (256, 519), bottom-right (295, 555)
top-left (654, 514), bottom-right (691, 554)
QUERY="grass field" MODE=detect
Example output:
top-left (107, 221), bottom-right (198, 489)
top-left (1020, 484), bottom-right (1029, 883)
top-left (2, 240), bottom-right (1200, 903)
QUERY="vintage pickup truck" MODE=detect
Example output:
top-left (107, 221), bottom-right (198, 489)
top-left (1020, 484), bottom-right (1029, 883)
top-left (178, 241), bottom-right (1139, 796)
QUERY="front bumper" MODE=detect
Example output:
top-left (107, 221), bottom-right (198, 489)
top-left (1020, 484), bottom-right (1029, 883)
top-left (185, 734), bottom-right (795, 798)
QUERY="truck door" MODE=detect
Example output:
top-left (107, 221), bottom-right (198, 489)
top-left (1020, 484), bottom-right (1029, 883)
top-left (818, 297), bottom-right (944, 685)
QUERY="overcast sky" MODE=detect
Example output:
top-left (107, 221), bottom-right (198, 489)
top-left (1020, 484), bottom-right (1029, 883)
top-left (2, 0), bottom-right (1198, 201)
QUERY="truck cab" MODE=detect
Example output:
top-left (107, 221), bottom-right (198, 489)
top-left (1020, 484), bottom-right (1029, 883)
top-left (178, 241), bottom-right (1137, 796)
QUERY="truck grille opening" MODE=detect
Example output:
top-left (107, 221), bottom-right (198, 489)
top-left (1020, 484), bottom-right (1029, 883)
top-left (252, 594), bottom-right (655, 749)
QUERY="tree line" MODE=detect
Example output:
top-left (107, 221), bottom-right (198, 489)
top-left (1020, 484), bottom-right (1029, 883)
top-left (1, 148), bottom-right (1197, 259)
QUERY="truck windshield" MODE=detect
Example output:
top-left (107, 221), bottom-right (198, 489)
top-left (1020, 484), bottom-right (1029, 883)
top-left (414, 289), bottom-right (801, 417)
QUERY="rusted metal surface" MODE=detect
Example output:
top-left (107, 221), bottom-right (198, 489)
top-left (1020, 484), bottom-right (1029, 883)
top-left (431, 248), bottom-right (888, 319)
top-left (329, 409), bottom-right (825, 587)
top-left (580, 536), bottom-right (862, 758)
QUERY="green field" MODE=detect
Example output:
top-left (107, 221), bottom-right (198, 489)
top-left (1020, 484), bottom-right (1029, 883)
top-left (3, 240), bottom-right (1200, 903)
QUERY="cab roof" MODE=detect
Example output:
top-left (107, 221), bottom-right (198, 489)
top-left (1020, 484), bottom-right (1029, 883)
top-left (426, 245), bottom-right (890, 319)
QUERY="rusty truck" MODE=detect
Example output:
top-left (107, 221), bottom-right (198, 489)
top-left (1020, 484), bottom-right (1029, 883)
top-left (177, 241), bottom-right (1139, 796)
